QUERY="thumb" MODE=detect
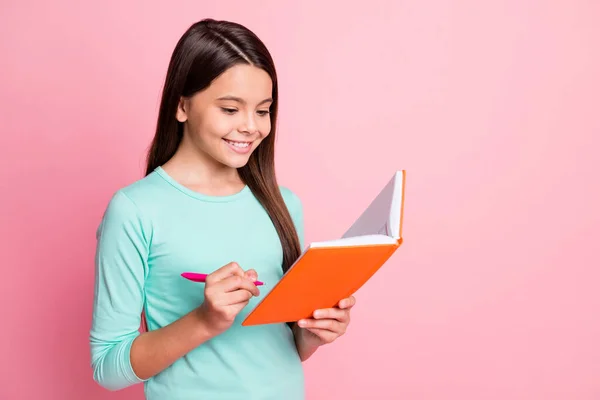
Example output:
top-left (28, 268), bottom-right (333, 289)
top-left (244, 269), bottom-right (258, 282)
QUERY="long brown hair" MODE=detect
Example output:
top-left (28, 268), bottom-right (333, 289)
top-left (145, 18), bottom-right (301, 273)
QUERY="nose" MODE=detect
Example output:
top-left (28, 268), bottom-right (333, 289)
top-left (240, 112), bottom-right (259, 135)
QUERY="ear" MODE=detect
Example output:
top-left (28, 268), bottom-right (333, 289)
top-left (176, 97), bottom-right (188, 123)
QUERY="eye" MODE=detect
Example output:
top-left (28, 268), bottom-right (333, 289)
top-left (221, 107), bottom-right (237, 114)
top-left (257, 110), bottom-right (270, 117)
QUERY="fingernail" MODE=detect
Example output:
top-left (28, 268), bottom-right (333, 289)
top-left (314, 311), bottom-right (322, 318)
top-left (298, 320), bottom-right (306, 327)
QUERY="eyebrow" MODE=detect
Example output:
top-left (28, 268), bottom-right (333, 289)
top-left (216, 95), bottom-right (273, 106)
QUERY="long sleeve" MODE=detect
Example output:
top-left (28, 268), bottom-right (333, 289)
top-left (89, 190), bottom-right (151, 391)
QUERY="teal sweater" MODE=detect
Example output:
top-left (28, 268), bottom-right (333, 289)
top-left (90, 166), bottom-right (305, 399)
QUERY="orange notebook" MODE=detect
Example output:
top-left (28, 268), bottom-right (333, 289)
top-left (242, 170), bottom-right (406, 326)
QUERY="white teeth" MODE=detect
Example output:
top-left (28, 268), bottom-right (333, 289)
top-left (226, 140), bottom-right (249, 148)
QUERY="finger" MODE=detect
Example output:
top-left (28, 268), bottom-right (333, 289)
top-left (298, 318), bottom-right (346, 334)
top-left (306, 328), bottom-right (338, 344)
top-left (338, 296), bottom-right (356, 309)
top-left (206, 262), bottom-right (244, 284)
top-left (244, 269), bottom-right (258, 282)
top-left (313, 307), bottom-right (349, 323)
top-left (224, 289), bottom-right (254, 305)
top-left (220, 275), bottom-right (260, 297)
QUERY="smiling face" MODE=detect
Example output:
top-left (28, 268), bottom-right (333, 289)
top-left (176, 63), bottom-right (273, 170)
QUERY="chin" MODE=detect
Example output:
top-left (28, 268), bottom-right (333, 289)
top-left (223, 156), bottom-right (251, 169)
top-left (219, 138), bottom-right (260, 168)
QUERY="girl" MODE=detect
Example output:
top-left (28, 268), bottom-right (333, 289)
top-left (90, 18), bottom-right (355, 399)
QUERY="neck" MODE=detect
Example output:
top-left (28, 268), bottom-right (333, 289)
top-left (161, 136), bottom-right (244, 196)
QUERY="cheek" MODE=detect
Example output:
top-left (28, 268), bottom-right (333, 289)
top-left (212, 117), bottom-right (236, 137)
top-left (258, 118), bottom-right (272, 137)
top-left (196, 112), bottom-right (233, 141)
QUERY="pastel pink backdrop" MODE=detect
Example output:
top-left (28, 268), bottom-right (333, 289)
top-left (1, 1), bottom-right (599, 399)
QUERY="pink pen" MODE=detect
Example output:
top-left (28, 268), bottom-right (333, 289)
top-left (181, 272), bottom-right (264, 286)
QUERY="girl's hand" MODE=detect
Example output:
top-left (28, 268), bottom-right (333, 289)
top-left (196, 262), bottom-right (260, 336)
top-left (296, 296), bottom-right (356, 347)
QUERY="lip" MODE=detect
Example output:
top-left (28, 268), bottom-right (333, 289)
top-left (223, 138), bottom-right (253, 154)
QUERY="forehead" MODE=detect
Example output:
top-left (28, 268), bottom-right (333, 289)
top-left (205, 64), bottom-right (272, 102)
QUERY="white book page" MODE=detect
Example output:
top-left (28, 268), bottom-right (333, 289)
top-left (309, 234), bottom-right (397, 248)
top-left (340, 171), bottom-right (404, 240)
top-left (388, 171), bottom-right (404, 238)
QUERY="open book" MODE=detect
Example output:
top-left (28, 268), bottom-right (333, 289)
top-left (242, 170), bottom-right (406, 326)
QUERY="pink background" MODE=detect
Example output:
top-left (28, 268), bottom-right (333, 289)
top-left (1, 1), bottom-right (599, 399)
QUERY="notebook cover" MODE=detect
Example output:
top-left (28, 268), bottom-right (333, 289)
top-left (242, 240), bottom-right (401, 326)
